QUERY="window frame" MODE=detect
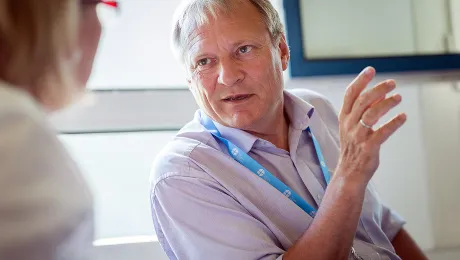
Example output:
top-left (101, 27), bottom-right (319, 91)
top-left (283, 0), bottom-right (460, 77)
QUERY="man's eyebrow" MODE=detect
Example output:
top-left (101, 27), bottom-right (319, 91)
top-left (190, 52), bottom-right (214, 61)
top-left (231, 41), bottom-right (248, 48)
top-left (231, 39), bottom-right (265, 49)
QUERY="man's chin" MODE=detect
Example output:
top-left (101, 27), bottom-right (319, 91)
top-left (226, 114), bottom-right (259, 130)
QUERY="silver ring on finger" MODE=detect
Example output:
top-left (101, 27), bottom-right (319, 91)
top-left (359, 118), bottom-right (373, 129)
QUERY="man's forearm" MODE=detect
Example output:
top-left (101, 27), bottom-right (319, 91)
top-left (392, 229), bottom-right (428, 260)
top-left (282, 66), bottom-right (407, 260)
top-left (284, 173), bottom-right (366, 260)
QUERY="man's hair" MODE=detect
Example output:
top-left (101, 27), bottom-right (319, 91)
top-left (0, 0), bottom-right (79, 107)
top-left (171, 0), bottom-right (284, 64)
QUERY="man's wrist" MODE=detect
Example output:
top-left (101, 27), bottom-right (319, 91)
top-left (331, 166), bottom-right (368, 194)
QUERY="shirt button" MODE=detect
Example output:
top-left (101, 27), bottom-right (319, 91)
top-left (317, 193), bottom-right (323, 201)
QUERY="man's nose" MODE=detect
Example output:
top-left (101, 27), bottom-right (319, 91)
top-left (217, 58), bottom-right (244, 87)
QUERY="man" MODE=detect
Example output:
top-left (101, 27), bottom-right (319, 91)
top-left (150, 0), bottom-right (427, 259)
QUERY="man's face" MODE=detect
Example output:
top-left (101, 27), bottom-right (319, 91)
top-left (185, 1), bottom-right (289, 130)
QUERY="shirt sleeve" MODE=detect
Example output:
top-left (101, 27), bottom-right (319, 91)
top-left (380, 204), bottom-right (406, 241)
top-left (151, 173), bottom-right (286, 260)
top-left (0, 109), bottom-right (94, 260)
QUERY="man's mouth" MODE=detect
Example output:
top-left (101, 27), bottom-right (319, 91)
top-left (223, 94), bottom-right (252, 102)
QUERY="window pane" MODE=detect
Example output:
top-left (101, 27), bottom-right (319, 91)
top-left (60, 132), bottom-right (177, 239)
top-left (88, 0), bottom-right (185, 89)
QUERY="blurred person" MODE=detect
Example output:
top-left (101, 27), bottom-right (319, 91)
top-left (150, 0), bottom-right (428, 259)
top-left (0, 0), bottom-right (117, 259)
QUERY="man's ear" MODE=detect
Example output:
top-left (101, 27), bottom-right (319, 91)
top-left (278, 34), bottom-right (290, 71)
top-left (184, 69), bottom-right (192, 89)
top-left (187, 78), bottom-right (193, 90)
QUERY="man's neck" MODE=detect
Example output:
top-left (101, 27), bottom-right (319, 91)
top-left (247, 107), bottom-right (290, 152)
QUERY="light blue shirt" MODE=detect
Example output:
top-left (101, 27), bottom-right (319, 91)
top-left (150, 89), bottom-right (405, 260)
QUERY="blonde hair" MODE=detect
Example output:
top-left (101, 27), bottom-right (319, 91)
top-left (0, 0), bottom-right (80, 109)
top-left (172, 0), bottom-right (284, 63)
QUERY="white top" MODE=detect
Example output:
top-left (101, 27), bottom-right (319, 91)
top-left (0, 81), bottom-right (94, 260)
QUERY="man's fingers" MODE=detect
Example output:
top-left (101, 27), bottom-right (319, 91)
top-left (341, 67), bottom-right (376, 116)
top-left (370, 113), bottom-right (407, 145)
top-left (349, 80), bottom-right (396, 124)
top-left (360, 93), bottom-right (402, 127)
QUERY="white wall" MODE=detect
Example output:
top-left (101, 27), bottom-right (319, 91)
top-left (61, 133), bottom-right (176, 240)
top-left (95, 241), bottom-right (168, 260)
top-left (419, 84), bottom-right (460, 248)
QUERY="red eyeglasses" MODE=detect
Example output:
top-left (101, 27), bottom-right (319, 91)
top-left (81, 0), bottom-right (119, 8)
top-left (100, 1), bottom-right (118, 8)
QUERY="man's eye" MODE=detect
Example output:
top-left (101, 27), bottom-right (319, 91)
top-left (197, 58), bottom-right (211, 67)
top-left (238, 45), bottom-right (253, 54)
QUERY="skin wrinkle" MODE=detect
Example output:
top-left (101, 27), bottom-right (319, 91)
top-left (183, 5), bottom-right (268, 69)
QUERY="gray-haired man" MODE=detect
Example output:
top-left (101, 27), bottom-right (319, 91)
top-left (150, 0), bottom-right (427, 259)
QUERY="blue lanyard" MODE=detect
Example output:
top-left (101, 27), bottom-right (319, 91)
top-left (202, 115), bottom-right (331, 218)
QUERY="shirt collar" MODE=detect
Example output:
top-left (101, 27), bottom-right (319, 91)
top-left (283, 90), bottom-right (315, 130)
top-left (214, 121), bottom-right (258, 153)
top-left (198, 90), bottom-right (315, 153)
top-left (195, 110), bottom-right (258, 153)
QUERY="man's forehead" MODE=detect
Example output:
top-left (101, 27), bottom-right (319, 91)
top-left (184, 14), bottom-right (267, 55)
top-left (187, 28), bottom-right (210, 56)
